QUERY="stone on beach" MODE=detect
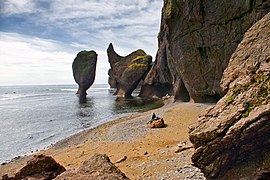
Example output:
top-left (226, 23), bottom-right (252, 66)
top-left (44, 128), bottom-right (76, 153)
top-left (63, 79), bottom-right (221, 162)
top-left (114, 156), bottom-right (127, 164)
top-left (55, 154), bottom-right (129, 180)
top-left (147, 118), bottom-right (166, 128)
top-left (171, 146), bottom-right (193, 153)
top-left (3, 154), bottom-right (66, 180)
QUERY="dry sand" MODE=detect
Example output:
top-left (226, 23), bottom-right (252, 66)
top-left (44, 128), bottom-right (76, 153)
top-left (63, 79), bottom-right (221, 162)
top-left (0, 100), bottom-right (210, 179)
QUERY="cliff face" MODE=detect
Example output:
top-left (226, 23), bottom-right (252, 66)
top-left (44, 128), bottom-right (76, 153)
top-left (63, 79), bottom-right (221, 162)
top-left (189, 13), bottom-right (270, 179)
top-left (72, 50), bottom-right (97, 103)
top-left (107, 43), bottom-right (152, 98)
top-left (140, 0), bottom-right (270, 102)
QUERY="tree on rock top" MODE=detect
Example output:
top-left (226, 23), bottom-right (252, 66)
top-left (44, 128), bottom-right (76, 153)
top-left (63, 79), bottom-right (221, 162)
top-left (72, 50), bottom-right (97, 103)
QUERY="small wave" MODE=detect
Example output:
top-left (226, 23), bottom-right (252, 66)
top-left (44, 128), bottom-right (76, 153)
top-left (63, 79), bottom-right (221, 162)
top-left (40, 135), bottom-right (55, 142)
top-left (92, 87), bottom-right (110, 90)
top-left (61, 87), bottom-right (110, 92)
top-left (0, 93), bottom-right (53, 101)
top-left (61, 89), bottom-right (77, 92)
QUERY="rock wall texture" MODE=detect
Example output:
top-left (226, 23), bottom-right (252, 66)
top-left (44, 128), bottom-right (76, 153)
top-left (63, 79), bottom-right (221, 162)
top-left (3, 154), bottom-right (66, 180)
top-left (140, 0), bottom-right (270, 102)
top-left (189, 13), bottom-right (270, 179)
top-left (72, 50), bottom-right (97, 103)
top-left (107, 43), bottom-right (152, 97)
top-left (55, 154), bottom-right (129, 180)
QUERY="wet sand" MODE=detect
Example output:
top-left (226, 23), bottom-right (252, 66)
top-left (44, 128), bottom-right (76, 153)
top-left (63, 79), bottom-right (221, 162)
top-left (0, 100), bottom-right (210, 179)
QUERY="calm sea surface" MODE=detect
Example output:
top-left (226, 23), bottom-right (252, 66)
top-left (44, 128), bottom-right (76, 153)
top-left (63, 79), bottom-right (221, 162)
top-left (0, 84), bottom-right (162, 163)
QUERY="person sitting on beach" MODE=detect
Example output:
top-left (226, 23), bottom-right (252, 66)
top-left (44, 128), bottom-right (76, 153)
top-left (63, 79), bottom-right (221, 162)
top-left (152, 113), bottom-right (156, 120)
top-left (151, 113), bottom-right (159, 120)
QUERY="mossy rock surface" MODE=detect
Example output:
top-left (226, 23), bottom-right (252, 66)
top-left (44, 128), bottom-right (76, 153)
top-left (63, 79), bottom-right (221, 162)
top-left (107, 43), bottom-right (152, 97)
top-left (72, 50), bottom-right (97, 95)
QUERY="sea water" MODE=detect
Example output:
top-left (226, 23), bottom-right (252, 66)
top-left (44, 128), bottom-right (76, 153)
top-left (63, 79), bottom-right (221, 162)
top-left (0, 84), bottom-right (162, 163)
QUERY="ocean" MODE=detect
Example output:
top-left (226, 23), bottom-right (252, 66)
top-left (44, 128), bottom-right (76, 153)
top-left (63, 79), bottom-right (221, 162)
top-left (0, 84), bottom-right (162, 163)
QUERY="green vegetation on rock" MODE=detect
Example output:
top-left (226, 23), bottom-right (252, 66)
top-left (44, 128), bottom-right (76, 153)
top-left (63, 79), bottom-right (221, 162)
top-left (77, 50), bottom-right (97, 59)
top-left (73, 50), bottom-right (97, 79)
top-left (132, 55), bottom-right (152, 63)
top-left (128, 54), bottom-right (151, 69)
top-left (164, 0), bottom-right (180, 19)
top-left (242, 74), bottom-right (269, 117)
top-left (128, 63), bottom-right (148, 69)
top-left (226, 72), bottom-right (269, 117)
top-left (134, 49), bottom-right (146, 55)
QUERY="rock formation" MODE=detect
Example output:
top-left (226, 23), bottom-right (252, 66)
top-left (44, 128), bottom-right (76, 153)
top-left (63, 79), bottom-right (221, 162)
top-left (72, 50), bottom-right (97, 103)
top-left (189, 13), bottom-right (270, 179)
top-left (55, 154), bottom-right (129, 180)
top-left (147, 118), bottom-right (166, 128)
top-left (3, 154), bottom-right (66, 180)
top-left (107, 43), bottom-right (152, 97)
top-left (140, 0), bottom-right (270, 102)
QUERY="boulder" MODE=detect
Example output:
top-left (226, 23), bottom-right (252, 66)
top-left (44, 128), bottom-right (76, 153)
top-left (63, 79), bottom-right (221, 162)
top-left (140, 0), bottom-right (270, 102)
top-left (189, 13), bottom-right (270, 179)
top-left (147, 118), bottom-right (166, 128)
top-left (55, 154), bottom-right (129, 180)
top-left (3, 154), bottom-right (66, 180)
top-left (107, 43), bottom-right (152, 97)
top-left (72, 50), bottom-right (97, 103)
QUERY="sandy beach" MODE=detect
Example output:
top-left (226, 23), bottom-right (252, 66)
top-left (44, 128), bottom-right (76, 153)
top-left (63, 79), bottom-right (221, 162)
top-left (0, 100), bottom-right (210, 179)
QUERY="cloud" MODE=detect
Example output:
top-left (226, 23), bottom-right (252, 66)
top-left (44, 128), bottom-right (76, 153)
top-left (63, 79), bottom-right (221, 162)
top-left (0, 0), bottom-right (163, 85)
top-left (0, 0), bottom-right (37, 15)
top-left (0, 32), bottom-right (110, 85)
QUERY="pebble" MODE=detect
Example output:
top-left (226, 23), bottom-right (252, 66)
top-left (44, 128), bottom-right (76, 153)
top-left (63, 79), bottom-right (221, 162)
top-left (160, 151), bottom-right (165, 154)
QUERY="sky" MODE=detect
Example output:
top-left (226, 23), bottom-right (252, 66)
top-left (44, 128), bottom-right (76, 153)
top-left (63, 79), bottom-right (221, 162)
top-left (0, 0), bottom-right (163, 85)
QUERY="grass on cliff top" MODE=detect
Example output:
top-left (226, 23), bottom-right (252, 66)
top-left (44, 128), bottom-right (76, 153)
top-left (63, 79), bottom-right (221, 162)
top-left (77, 50), bottom-right (97, 59)
top-left (132, 55), bottom-right (152, 63)
top-left (134, 49), bottom-right (146, 55)
top-left (73, 50), bottom-right (97, 77)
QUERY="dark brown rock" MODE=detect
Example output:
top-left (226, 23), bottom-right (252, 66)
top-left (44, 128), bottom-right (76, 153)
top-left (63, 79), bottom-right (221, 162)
top-left (4, 154), bottom-right (66, 180)
top-left (72, 50), bottom-right (97, 103)
top-left (189, 13), bottom-right (270, 179)
top-left (107, 43), bottom-right (152, 98)
top-left (55, 154), bottom-right (129, 180)
top-left (140, 0), bottom-right (270, 102)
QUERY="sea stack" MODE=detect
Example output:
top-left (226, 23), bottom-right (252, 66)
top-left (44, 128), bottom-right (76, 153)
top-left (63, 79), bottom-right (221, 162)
top-left (72, 50), bottom-right (97, 103)
top-left (189, 13), bottom-right (270, 179)
top-left (107, 43), bottom-right (152, 98)
top-left (140, 0), bottom-right (270, 102)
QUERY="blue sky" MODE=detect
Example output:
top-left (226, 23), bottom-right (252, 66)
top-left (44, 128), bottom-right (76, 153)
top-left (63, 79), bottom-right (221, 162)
top-left (0, 0), bottom-right (162, 85)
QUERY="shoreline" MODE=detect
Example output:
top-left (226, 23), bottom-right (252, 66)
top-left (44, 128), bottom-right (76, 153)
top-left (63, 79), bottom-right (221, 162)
top-left (0, 99), bottom-right (210, 179)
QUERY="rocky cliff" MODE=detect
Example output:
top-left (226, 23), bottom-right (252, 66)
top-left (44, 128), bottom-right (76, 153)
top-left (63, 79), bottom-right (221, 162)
top-left (107, 43), bottom-right (152, 98)
top-left (140, 0), bottom-right (270, 102)
top-left (189, 13), bottom-right (270, 179)
top-left (72, 50), bottom-right (97, 103)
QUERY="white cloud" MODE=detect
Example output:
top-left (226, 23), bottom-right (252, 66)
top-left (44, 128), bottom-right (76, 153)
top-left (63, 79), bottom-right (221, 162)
top-left (1, 0), bottom-right (162, 53)
top-left (0, 0), bottom-right (37, 15)
top-left (0, 32), bottom-right (110, 85)
top-left (0, 0), bottom-right (163, 85)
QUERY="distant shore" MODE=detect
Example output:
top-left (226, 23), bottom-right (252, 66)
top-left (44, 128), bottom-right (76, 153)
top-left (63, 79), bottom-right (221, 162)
top-left (0, 99), bottom-right (210, 179)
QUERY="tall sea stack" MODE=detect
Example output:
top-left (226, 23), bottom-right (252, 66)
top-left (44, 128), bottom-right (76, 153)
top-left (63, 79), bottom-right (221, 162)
top-left (72, 50), bottom-right (97, 103)
top-left (140, 0), bottom-right (270, 102)
top-left (107, 43), bottom-right (152, 98)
